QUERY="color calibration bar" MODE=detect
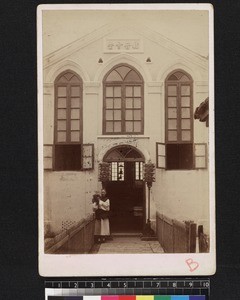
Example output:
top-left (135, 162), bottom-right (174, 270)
top-left (48, 296), bottom-right (206, 300)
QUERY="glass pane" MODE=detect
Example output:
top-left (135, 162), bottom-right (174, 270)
top-left (125, 121), bottom-right (133, 132)
top-left (168, 119), bottom-right (177, 129)
top-left (168, 108), bottom-right (177, 118)
top-left (57, 120), bottom-right (66, 130)
top-left (58, 87), bottom-right (67, 97)
top-left (106, 110), bottom-right (113, 120)
top-left (71, 86), bottom-right (80, 96)
top-left (58, 109), bottom-right (66, 119)
top-left (196, 157), bottom-right (206, 168)
top-left (168, 130), bottom-right (177, 141)
top-left (114, 110), bottom-right (121, 120)
top-left (195, 144), bottom-right (205, 156)
top-left (114, 122), bottom-right (121, 132)
top-left (126, 110), bottom-right (133, 120)
top-left (181, 97), bottom-right (190, 107)
top-left (181, 119), bottom-right (191, 130)
top-left (181, 85), bottom-right (190, 96)
top-left (106, 70), bottom-right (122, 82)
top-left (168, 97), bottom-right (177, 107)
top-left (106, 87), bottom-right (113, 97)
top-left (134, 98), bottom-right (141, 108)
top-left (158, 156), bottom-right (166, 168)
top-left (71, 132), bottom-right (80, 142)
top-left (126, 86), bottom-right (133, 97)
top-left (57, 132), bottom-right (66, 142)
top-left (58, 98), bottom-right (66, 108)
top-left (125, 70), bottom-right (142, 82)
top-left (168, 85), bottom-right (177, 96)
top-left (182, 130), bottom-right (191, 141)
top-left (134, 121), bottom-right (141, 132)
top-left (181, 108), bottom-right (190, 118)
top-left (116, 66), bottom-right (131, 80)
top-left (134, 86), bottom-right (141, 97)
top-left (114, 86), bottom-right (121, 97)
top-left (71, 98), bottom-right (80, 108)
top-left (106, 121), bottom-right (113, 132)
top-left (134, 110), bottom-right (141, 120)
top-left (71, 109), bottom-right (79, 119)
top-left (180, 75), bottom-right (190, 82)
top-left (114, 98), bottom-right (121, 109)
top-left (106, 98), bottom-right (113, 108)
top-left (126, 98), bottom-right (133, 108)
top-left (71, 120), bottom-right (80, 130)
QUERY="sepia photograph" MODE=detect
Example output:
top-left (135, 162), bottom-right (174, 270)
top-left (38, 4), bottom-right (215, 276)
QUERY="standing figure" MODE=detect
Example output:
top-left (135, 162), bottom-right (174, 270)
top-left (92, 189), bottom-right (110, 243)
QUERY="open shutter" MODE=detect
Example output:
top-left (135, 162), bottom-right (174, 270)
top-left (194, 143), bottom-right (207, 169)
top-left (156, 143), bottom-right (166, 169)
top-left (82, 144), bottom-right (94, 170)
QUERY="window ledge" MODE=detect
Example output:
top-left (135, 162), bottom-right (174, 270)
top-left (97, 135), bottom-right (150, 139)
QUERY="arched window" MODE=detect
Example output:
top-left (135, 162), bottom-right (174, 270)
top-left (165, 70), bottom-right (193, 169)
top-left (54, 70), bottom-right (83, 170)
top-left (103, 64), bottom-right (144, 134)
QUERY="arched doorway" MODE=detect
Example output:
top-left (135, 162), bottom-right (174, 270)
top-left (103, 145), bottom-right (145, 234)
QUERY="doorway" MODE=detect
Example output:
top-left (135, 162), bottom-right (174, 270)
top-left (103, 146), bottom-right (145, 234)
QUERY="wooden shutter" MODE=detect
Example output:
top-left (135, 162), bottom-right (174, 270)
top-left (82, 144), bottom-right (94, 170)
top-left (194, 143), bottom-right (207, 169)
top-left (156, 143), bottom-right (166, 169)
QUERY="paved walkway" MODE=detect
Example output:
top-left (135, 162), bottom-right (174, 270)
top-left (91, 236), bottom-right (164, 254)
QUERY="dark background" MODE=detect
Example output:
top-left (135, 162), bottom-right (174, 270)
top-left (0, 1), bottom-right (239, 299)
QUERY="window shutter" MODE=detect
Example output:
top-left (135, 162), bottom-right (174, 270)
top-left (194, 143), bottom-right (207, 169)
top-left (82, 144), bottom-right (94, 170)
top-left (156, 143), bottom-right (166, 169)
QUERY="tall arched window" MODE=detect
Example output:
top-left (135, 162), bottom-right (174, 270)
top-left (103, 64), bottom-right (144, 134)
top-left (54, 70), bottom-right (83, 170)
top-left (165, 70), bottom-right (193, 169)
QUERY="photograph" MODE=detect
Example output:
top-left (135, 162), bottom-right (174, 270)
top-left (38, 4), bottom-right (215, 276)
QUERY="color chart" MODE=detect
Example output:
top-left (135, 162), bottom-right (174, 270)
top-left (48, 296), bottom-right (206, 300)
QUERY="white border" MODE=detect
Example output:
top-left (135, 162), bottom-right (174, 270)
top-left (38, 3), bottom-right (215, 277)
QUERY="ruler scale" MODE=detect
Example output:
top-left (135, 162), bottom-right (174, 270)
top-left (45, 278), bottom-right (210, 299)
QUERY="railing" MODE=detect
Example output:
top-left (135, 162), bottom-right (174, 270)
top-left (156, 212), bottom-right (197, 253)
top-left (45, 214), bottom-right (95, 254)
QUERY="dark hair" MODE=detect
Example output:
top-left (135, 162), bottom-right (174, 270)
top-left (92, 193), bottom-right (100, 203)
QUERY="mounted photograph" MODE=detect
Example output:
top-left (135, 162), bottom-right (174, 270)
top-left (38, 4), bottom-right (215, 276)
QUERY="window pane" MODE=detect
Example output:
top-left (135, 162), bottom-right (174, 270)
top-left (71, 86), bottom-right (80, 96)
top-left (196, 157), bottom-right (206, 168)
top-left (181, 97), bottom-right (190, 107)
top-left (181, 85), bottom-right (190, 96)
top-left (168, 97), bottom-right (177, 107)
top-left (168, 119), bottom-right (177, 129)
top-left (181, 108), bottom-right (190, 118)
top-left (181, 119), bottom-right (191, 129)
top-left (71, 120), bottom-right (80, 130)
top-left (126, 86), bottom-right (133, 97)
top-left (106, 121), bottom-right (113, 132)
top-left (114, 122), bottom-right (121, 132)
top-left (126, 110), bottom-right (133, 120)
top-left (180, 74), bottom-right (190, 82)
top-left (126, 121), bottom-right (133, 132)
top-left (134, 110), bottom-right (141, 120)
top-left (106, 110), bottom-right (113, 120)
top-left (106, 98), bottom-right (113, 108)
top-left (57, 132), bottom-right (66, 142)
top-left (58, 98), bottom-right (66, 108)
top-left (106, 87), bottom-right (113, 97)
top-left (58, 109), bottom-right (66, 119)
top-left (114, 86), bottom-right (121, 97)
top-left (134, 86), bottom-right (141, 97)
top-left (125, 70), bottom-right (142, 82)
top-left (71, 132), bottom-right (80, 142)
top-left (71, 98), bottom-right (80, 108)
top-left (58, 87), bottom-right (67, 97)
top-left (114, 98), bottom-right (121, 109)
top-left (168, 85), bottom-right (177, 96)
top-left (116, 66), bottom-right (131, 79)
top-left (106, 70), bottom-right (122, 82)
top-left (168, 130), bottom-right (177, 141)
top-left (134, 121), bottom-right (141, 132)
top-left (182, 130), bottom-right (191, 141)
top-left (134, 98), bottom-right (141, 108)
top-left (57, 120), bottom-right (66, 130)
top-left (71, 109), bottom-right (79, 119)
top-left (126, 98), bottom-right (133, 108)
top-left (114, 110), bottom-right (121, 120)
top-left (168, 108), bottom-right (177, 118)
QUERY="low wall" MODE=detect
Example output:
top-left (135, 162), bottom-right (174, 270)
top-left (45, 214), bottom-right (95, 254)
top-left (156, 212), bottom-right (197, 253)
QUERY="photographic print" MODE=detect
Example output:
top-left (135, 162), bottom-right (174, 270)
top-left (38, 4), bottom-right (215, 276)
